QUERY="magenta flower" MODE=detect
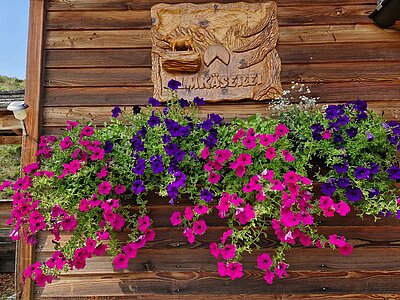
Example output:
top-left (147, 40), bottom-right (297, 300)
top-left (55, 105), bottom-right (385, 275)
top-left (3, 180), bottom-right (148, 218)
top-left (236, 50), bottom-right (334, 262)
top-left (114, 184), bottom-right (126, 195)
top-left (215, 149), bottom-right (233, 164)
top-left (210, 242), bottom-right (220, 259)
top-left (194, 204), bottom-right (208, 215)
top-left (23, 162), bottom-right (40, 174)
top-left (264, 271), bottom-right (275, 284)
top-left (265, 147), bottom-right (276, 160)
top-left (81, 126), bottom-right (94, 137)
top-left (61, 215), bottom-right (78, 232)
top-left (91, 147), bottom-right (105, 161)
top-left (242, 136), bottom-right (257, 149)
top-left (218, 262), bottom-right (228, 277)
top-left (208, 172), bottom-right (221, 184)
top-left (280, 211), bottom-right (299, 228)
top-left (98, 181), bottom-right (112, 195)
top-left (232, 128), bottom-right (245, 143)
top-left (329, 234), bottom-right (347, 247)
top-left (282, 150), bottom-right (295, 162)
top-left (79, 198), bottom-right (90, 212)
top-left (257, 253), bottom-right (272, 271)
top-left (275, 262), bottom-right (288, 279)
top-left (226, 262), bottom-right (243, 280)
top-left (220, 229), bottom-right (233, 244)
top-left (113, 253), bottom-right (129, 270)
top-left (184, 206), bottom-right (194, 221)
top-left (192, 219), bottom-right (207, 235)
top-left (137, 215), bottom-right (151, 232)
top-left (122, 242), bottom-right (138, 259)
top-left (338, 243), bottom-right (353, 256)
top-left (109, 214), bottom-right (125, 231)
top-left (94, 244), bottom-right (108, 256)
top-left (60, 136), bottom-right (73, 150)
top-left (220, 244), bottom-right (236, 260)
top-left (183, 227), bottom-right (195, 244)
top-left (256, 190), bottom-right (266, 202)
top-left (334, 201), bottom-right (350, 216)
top-left (275, 123), bottom-right (289, 137)
top-left (97, 167), bottom-right (109, 179)
top-left (236, 204), bottom-right (255, 225)
top-left (201, 147), bottom-right (210, 159)
top-left (170, 211), bottom-right (182, 226)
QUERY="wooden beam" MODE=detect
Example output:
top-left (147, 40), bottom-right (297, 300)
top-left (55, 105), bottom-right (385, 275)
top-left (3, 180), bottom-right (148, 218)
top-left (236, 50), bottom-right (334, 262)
top-left (0, 114), bottom-right (21, 131)
top-left (0, 136), bottom-right (22, 145)
top-left (16, 0), bottom-right (46, 299)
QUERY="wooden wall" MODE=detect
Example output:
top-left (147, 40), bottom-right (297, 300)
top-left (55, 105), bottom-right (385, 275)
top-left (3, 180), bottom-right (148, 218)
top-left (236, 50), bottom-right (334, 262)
top-left (26, 0), bottom-right (400, 298)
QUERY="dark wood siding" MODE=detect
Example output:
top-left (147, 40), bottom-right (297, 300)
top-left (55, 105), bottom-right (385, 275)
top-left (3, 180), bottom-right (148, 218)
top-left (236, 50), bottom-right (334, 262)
top-left (26, 0), bottom-right (400, 298)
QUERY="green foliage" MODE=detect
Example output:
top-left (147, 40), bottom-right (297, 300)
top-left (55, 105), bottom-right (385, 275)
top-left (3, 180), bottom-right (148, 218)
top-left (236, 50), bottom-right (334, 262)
top-left (0, 75), bottom-right (25, 91)
top-left (0, 144), bottom-right (21, 185)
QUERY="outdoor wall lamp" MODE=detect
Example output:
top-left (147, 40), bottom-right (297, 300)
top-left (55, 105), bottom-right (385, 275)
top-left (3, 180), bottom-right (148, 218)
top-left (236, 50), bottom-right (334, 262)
top-left (369, 0), bottom-right (400, 28)
top-left (7, 101), bottom-right (29, 136)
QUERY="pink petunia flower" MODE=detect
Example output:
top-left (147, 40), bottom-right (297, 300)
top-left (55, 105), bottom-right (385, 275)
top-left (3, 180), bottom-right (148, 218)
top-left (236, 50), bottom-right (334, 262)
top-left (210, 242), bottom-right (220, 259)
top-left (114, 184), bottom-right (126, 195)
top-left (66, 120), bottom-right (79, 130)
top-left (329, 234), bottom-right (347, 247)
top-left (98, 181), bottom-right (112, 195)
top-left (113, 253), bottom-right (129, 270)
top-left (184, 206), bottom-right (194, 221)
top-left (208, 172), bottom-right (221, 184)
top-left (265, 147), bottom-right (276, 160)
top-left (282, 150), bottom-right (295, 162)
top-left (226, 262), bottom-right (243, 280)
top-left (218, 262), bottom-right (228, 277)
top-left (220, 244), bottom-right (236, 260)
top-left (236, 153), bottom-right (252, 166)
top-left (137, 215), bottom-right (151, 232)
top-left (170, 211), bottom-right (182, 226)
top-left (264, 271), bottom-right (275, 284)
top-left (215, 149), bottom-right (232, 164)
top-left (257, 253), bottom-right (272, 271)
top-left (334, 201), bottom-right (350, 216)
top-left (94, 244), bottom-right (108, 256)
top-left (81, 126), bottom-right (94, 137)
top-left (192, 220), bottom-right (207, 235)
top-left (256, 190), bottom-right (266, 202)
top-left (221, 229), bottom-right (233, 244)
top-left (23, 162), bottom-right (40, 174)
top-left (338, 243), bottom-right (353, 256)
top-left (194, 204), bottom-right (208, 215)
top-left (61, 215), bottom-right (78, 232)
top-left (232, 128), bottom-right (245, 143)
top-left (201, 147), bottom-right (210, 160)
top-left (79, 198), bottom-right (90, 212)
top-left (122, 243), bottom-right (138, 259)
top-left (322, 130), bottom-right (332, 139)
top-left (259, 133), bottom-right (277, 147)
top-left (183, 227), bottom-right (195, 244)
top-left (275, 123), bottom-right (290, 137)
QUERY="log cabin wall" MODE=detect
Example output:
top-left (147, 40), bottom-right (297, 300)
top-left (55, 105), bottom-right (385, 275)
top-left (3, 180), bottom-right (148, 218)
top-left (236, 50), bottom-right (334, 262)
top-left (25, 0), bottom-right (400, 298)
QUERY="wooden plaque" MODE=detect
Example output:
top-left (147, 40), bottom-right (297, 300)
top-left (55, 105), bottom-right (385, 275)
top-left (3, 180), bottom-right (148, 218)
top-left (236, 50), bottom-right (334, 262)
top-left (151, 2), bottom-right (282, 102)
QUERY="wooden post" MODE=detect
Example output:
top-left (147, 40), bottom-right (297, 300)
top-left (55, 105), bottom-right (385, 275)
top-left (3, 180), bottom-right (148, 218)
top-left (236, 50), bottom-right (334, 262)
top-left (16, 0), bottom-right (46, 299)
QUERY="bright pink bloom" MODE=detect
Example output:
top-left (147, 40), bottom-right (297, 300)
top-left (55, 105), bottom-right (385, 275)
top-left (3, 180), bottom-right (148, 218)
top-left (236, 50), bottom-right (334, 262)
top-left (229, 194), bottom-right (244, 206)
top-left (282, 150), bottom-right (295, 162)
top-left (60, 136), bottom-right (73, 150)
top-left (97, 230), bottom-right (110, 240)
top-left (114, 184), bottom-right (126, 195)
top-left (215, 149), bottom-right (232, 164)
top-left (201, 147), bottom-right (210, 159)
top-left (137, 215), bottom-right (151, 232)
top-left (23, 162), bottom-right (40, 174)
top-left (220, 244), bottom-right (236, 260)
top-left (334, 201), bottom-right (350, 216)
top-left (183, 227), bottom-right (195, 244)
top-left (113, 253), bottom-right (129, 270)
top-left (81, 126), bottom-right (94, 137)
top-left (338, 243), bottom-right (353, 256)
top-left (194, 204), bottom-right (208, 215)
top-left (275, 123), bottom-right (289, 137)
top-left (192, 220), bottom-right (207, 235)
top-left (264, 271), bottom-right (275, 284)
top-left (259, 133), bottom-right (277, 147)
top-left (91, 148), bottom-right (105, 161)
top-left (208, 172), bottom-right (221, 184)
top-left (66, 120), bottom-right (79, 130)
top-left (283, 171), bottom-right (300, 185)
top-left (257, 253), bottom-right (272, 271)
top-left (98, 181), bottom-right (112, 195)
top-left (79, 198), bottom-right (90, 212)
top-left (236, 204), bottom-right (255, 225)
top-left (122, 243), bottom-right (138, 259)
top-left (109, 214), bottom-right (125, 230)
top-left (280, 211), bottom-right (299, 227)
top-left (256, 190), bottom-right (266, 202)
top-left (170, 211), bottom-right (182, 226)
top-left (299, 233), bottom-right (312, 246)
top-left (94, 244), bottom-right (108, 256)
top-left (242, 136), bottom-right (257, 149)
top-left (319, 196), bottom-right (334, 210)
top-left (270, 179), bottom-right (284, 191)
top-left (210, 242), bottom-right (220, 259)
top-left (261, 169), bottom-right (274, 181)
top-left (97, 167), bottom-right (109, 179)
top-left (218, 262), bottom-right (228, 277)
top-left (329, 234), bottom-right (347, 247)
top-left (275, 262), bottom-right (288, 279)
top-left (68, 160), bottom-right (81, 174)
top-left (221, 229), bottom-right (233, 244)
top-left (62, 215), bottom-right (78, 232)
top-left (236, 153), bottom-right (252, 166)
top-left (226, 262), bottom-right (243, 280)
top-left (265, 147), bottom-right (276, 160)
top-left (184, 206), bottom-right (194, 221)
top-left (203, 160), bottom-right (214, 172)
top-left (235, 165), bottom-right (246, 177)
top-left (232, 128), bottom-right (245, 143)
top-left (322, 130), bottom-right (332, 139)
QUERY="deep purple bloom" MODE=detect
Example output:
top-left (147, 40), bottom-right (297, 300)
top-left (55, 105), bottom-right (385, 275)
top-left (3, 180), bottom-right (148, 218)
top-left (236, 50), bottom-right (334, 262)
top-left (133, 106), bottom-right (141, 115)
top-left (203, 133), bottom-right (218, 148)
top-left (345, 187), bottom-right (363, 202)
top-left (179, 98), bottom-right (189, 108)
top-left (311, 123), bottom-right (324, 132)
top-left (369, 162), bottom-right (380, 175)
top-left (200, 188), bottom-right (214, 203)
top-left (174, 150), bottom-right (186, 162)
top-left (112, 106), bottom-right (122, 118)
top-left (396, 210), bottom-right (400, 219)
top-left (150, 155), bottom-right (164, 174)
top-left (104, 141), bottom-right (113, 154)
top-left (163, 107), bottom-right (169, 115)
top-left (162, 134), bottom-right (171, 144)
top-left (325, 105), bottom-right (343, 120)
top-left (366, 132), bottom-right (375, 141)
top-left (132, 158), bottom-right (146, 175)
top-left (388, 121), bottom-right (400, 134)
top-left (321, 182), bottom-right (337, 197)
top-left (312, 132), bottom-right (322, 141)
top-left (333, 162), bottom-right (348, 174)
top-left (148, 97), bottom-right (160, 107)
top-left (190, 151), bottom-right (199, 161)
top-left (369, 189), bottom-right (380, 198)
top-left (379, 209), bottom-right (392, 218)
top-left (180, 126), bottom-right (191, 137)
top-left (354, 167), bottom-right (370, 180)
top-left (165, 143), bottom-right (179, 156)
top-left (357, 111), bottom-right (367, 121)
top-left (174, 171), bottom-right (187, 186)
top-left (387, 135), bottom-right (399, 145)
top-left (351, 100), bottom-right (367, 112)
top-left (148, 112), bottom-right (160, 127)
top-left (387, 165), bottom-right (400, 180)
top-left (167, 183), bottom-right (179, 200)
top-left (132, 180), bottom-right (146, 194)
top-left (202, 120), bottom-right (213, 131)
top-left (168, 79), bottom-right (181, 90)
top-left (336, 115), bottom-right (350, 127)
top-left (346, 127), bottom-right (358, 138)
top-left (328, 121), bottom-right (341, 132)
top-left (333, 135), bottom-right (344, 143)
top-left (131, 136), bottom-right (145, 152)
top-left (336, 177), bottom-right (350, 189)
top-left (194, 96), bottom-right (205, 106)
top-left (137, 127), bottom-right (147, 137)
top-left (209, 113), bottom-right (223, 125)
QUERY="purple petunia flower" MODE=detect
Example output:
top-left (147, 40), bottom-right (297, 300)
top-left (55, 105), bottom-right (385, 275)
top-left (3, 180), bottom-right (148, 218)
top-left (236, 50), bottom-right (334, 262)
top-left (132, 158), bottom-right (146, 175)
top-left (311, 123), bottom-right (324, 132)
top-left (333, 162), bottom-right (348, 174)
top-left (369, 162), bottom-right (380, 175)
top-left (194, 96), bottom-right (205, 106)
top-left (333, 135), bottom-right (344, 143)
top-left (387, 165), bottom-right (400, 180)
top-left (209, 113), bottom-right (223, 125)
top-left (148, 97), bottom-right (160, 107)
top-left (387, 135), bottom-right (399, 145)
top-left (150, 155), bottom-right (164, 174)
top-left (396, 210), bottom-right (400, 219)
top-left (148, 112), bottom-right (161, 127)
top-left (104, 141), bottom-right (113, 154)
top-left (312, 132), bottom-right (322, 141)
top-left (202, 120), bottom-right (213, 131)
top-left (131, 136), bottom-right (145, 152)
top-left (132, 180), bottom-right (146, 194)
top-left (132, 106), bottom-right (141, 115)
top-left (174, 150), bottom-right (186, 162)
top-left (179, 98), bottom-right (189, 108)
top-left (357, 111), bottom-right (367, 121)
top-left (354, 167), bottom-right (370, 180)
top-left (336, 115), bottom-right (350, 127)
top-left (167, 183), bottom-right (179, 200)
top-left (325, 105), bottom-right (344, 120)
top-left (336, 177), bottom-right (350, 188)
top-left (162, 134), bottom-right (171, 144)
top-left (345, 187), bottom-right (363, 202)
top-left (163, 107), bottom-right (169, 115)
top-left (368, 189), bottom-right (380, 198)
top-left (321, 182), bottom-right (337, 196)
top-left (203, 133), bottom-right (218, 148)
top-left (378, 209), bottom-right (392, 218)
top-left (366, 132), bottom-right (375, 141)
top-left (137, 127), bottom-right (147, 137)
top-left (200, 188), bottom-right (214, 203)
top-left (346, 127), bottom-right (358, 138)
top-left (165, 143), bottom-right (180, 156)
top-left (168, 79), bottom-right (181, 90)
top-left (351, 100), bottom-right (367, 112)
top-left (111, 106), bottom-right (122, 118)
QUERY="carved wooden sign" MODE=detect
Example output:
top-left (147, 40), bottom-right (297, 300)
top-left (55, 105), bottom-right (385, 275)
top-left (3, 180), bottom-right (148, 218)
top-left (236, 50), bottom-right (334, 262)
top-left (151, 2), bottom-right (282, 102)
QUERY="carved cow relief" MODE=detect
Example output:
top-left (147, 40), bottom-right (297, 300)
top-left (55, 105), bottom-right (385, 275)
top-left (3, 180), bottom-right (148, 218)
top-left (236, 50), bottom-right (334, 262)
top-left (151, 2), bottom-right (282, 102)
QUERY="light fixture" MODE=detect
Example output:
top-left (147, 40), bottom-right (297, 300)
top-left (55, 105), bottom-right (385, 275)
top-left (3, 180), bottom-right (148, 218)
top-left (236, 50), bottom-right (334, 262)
top-left (7, 101), bottom-right (29, 136)
top-left (369, 0), bottom-right (400, 28)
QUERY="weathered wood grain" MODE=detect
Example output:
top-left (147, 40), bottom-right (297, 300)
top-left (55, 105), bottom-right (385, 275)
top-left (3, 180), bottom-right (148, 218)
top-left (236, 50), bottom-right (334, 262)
top-left (45, 43), bottom-right (400, 68)
top-left (0, 136), bottom-right (22, 145)
top-left (46, 25), bottom-right (400, 49)
top-left (43, 62), bottom-right (400, 87)
top-left (33, 270), bottom-right (400, 296)
top-left (46, 0), bottom-right (377, 11)
top-left (42, 82), bottom-right (400, 107)
top-left (46, 5), bottom-right (375, 30)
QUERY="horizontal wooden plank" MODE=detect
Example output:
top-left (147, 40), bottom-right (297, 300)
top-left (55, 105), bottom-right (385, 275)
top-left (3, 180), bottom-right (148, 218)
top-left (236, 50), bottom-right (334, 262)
top-left (43, 62), bottom-right (400, 87)
top-left (32, 294), bottom-right (400, 300)
top-left (36, 225), bottom-right (400, 253)
top-left (41, 100), bottom-right (400, 128)
top-left (46, 25), bottom-right (400, 49)
top-left (0, 201), bottom-right (12, 228)
top-left (0, 113), bottom-right (22, 131)
top-left (0, 135), bottom-right (22, 144)
top-left (46, 5), bottom-right (375, 30)
top-left (45, 43), bottom-right (400, 68)
top-left (34, 270), bottom-right (400, 296)
top-left (35, 247), bottom-right (400, 275)
top-left (42, 82), bottom-right (400, 107)
top-left (46, 0), bottom-right (377, 11)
